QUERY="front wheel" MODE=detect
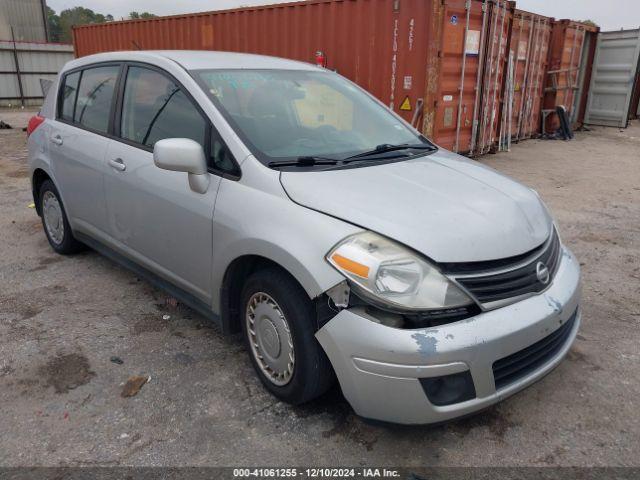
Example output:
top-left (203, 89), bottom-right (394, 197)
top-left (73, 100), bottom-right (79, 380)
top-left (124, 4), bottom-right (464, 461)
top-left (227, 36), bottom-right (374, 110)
top-left (241, 267), bottom-right (335, 404)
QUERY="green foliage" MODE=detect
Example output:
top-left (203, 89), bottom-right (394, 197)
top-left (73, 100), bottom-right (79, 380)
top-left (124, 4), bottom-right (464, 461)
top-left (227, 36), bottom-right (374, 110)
top-left (580, 19), bottom-right (599, 28)
top-left (57, 7), bottom-right (106, 42)
top-left (46, 6), bottom-right (62, 43)
top-left (129, 12), bottom-right (157, 20)
top-left (46, 7), bottom-right (153, 43)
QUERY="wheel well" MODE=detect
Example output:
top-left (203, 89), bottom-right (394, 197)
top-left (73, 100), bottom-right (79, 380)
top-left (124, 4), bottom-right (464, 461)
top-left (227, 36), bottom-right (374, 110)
top-left (220, 255), bottom-right (307, 334)
top-left (32, 169), bottom-right (51, 216)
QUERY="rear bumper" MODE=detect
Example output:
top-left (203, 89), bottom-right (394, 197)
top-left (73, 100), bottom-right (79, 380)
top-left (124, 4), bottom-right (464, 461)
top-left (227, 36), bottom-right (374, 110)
top-left (316, 246), bottom-right (581, 425)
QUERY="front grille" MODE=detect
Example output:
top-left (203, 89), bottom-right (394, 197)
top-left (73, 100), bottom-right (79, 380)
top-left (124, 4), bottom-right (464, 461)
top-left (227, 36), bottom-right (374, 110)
top-left (454, 229), bottom-right (561, 304)
top-left (492, 310), bottom-right (577, 390)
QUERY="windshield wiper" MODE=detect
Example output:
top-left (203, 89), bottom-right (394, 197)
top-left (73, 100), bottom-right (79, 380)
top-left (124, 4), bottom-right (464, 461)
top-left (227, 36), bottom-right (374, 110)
top-left (268, 156), bottom-right (339, 168)
top-left (268, 144), bottom-right (436, 168)
top-left (344, 143), bottom-right (436, 161)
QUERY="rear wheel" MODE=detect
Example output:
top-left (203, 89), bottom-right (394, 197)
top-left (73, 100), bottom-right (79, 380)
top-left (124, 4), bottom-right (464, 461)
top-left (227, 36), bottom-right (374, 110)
top-left (241, 267), bottom-right (335, 404)
top-left (39, 180), bottom-right (84, 254)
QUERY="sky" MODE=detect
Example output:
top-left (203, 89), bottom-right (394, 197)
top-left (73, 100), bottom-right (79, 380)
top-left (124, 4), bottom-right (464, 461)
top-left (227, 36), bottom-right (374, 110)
top-left (45, 0), bottom-right (640, 32)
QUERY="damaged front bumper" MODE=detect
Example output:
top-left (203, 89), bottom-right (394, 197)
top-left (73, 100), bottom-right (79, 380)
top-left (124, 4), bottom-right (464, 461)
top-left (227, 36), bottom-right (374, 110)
top-left (316, 247), bottom-right (582, 425)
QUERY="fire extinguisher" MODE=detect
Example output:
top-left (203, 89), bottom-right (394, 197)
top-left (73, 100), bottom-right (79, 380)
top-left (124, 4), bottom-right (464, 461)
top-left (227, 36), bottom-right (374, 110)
top-left (315, 50), bottom-right (327, 68)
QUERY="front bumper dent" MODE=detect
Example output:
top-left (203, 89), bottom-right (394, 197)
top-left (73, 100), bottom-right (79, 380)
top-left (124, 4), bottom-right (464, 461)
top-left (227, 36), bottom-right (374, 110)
top-left (316, 247), bottom-right (582, 425)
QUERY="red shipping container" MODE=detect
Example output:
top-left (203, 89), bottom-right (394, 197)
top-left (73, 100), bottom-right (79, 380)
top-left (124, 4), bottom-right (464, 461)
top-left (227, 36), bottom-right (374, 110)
top-left (499, 9), bottom-right (553, 143)
top-left (543, 19), bottom-right (599, 132)
top-left (72, 0), bottom-right (515, 155)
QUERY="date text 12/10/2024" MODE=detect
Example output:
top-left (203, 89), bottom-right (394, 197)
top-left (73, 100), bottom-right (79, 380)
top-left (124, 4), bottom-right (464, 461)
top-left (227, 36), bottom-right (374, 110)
top-left (233, 468), bottom-right (402, 478)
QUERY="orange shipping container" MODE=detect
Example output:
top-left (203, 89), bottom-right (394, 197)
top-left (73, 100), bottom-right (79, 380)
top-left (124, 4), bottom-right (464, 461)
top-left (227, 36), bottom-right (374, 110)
top-left (72, 0), bottom-right (514, 155)
top-left (424, 0), bottom-right (515, 155)
top-left (500, 9), bottom-right (553, 143)
top-left (543, 19), bottom-right (599, 133)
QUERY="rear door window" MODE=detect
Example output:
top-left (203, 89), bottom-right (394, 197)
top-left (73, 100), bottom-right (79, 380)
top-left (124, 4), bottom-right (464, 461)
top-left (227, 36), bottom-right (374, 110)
top-left (74, 65), bottom-right (119, 133)
top-left (120, 66), bottom-right (207, 149)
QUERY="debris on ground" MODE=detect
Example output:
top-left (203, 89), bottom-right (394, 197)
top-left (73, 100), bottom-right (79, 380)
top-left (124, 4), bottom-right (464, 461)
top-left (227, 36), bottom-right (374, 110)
top-left (162, 315), bottom-right (171, 320)
top-left (120, 375), bottom-right (149, 398)
top-left (0, 121), bottom-right (12, 129)
top-left (164, 296), bottom-right (179, 309)
top-left (110, 356), bottom-right (124, 365)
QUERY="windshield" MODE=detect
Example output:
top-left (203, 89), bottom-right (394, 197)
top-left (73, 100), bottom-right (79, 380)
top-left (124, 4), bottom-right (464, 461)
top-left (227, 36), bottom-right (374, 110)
top-left (193, 69), bottom-right (433, 167)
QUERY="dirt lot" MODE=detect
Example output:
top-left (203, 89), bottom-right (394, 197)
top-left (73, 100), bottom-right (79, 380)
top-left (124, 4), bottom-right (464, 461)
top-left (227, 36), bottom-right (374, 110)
top-left (0, 108), bottom-right (639, 467)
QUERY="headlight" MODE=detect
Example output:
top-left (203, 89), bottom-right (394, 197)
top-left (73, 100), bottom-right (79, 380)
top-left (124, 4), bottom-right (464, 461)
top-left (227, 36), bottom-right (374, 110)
top-left (326, 231), bottom-right (473, 311)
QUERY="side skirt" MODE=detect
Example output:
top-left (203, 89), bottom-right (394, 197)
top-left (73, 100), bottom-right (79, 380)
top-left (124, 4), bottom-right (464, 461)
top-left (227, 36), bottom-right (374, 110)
top-left (75, 231), bottom-right (223, 331)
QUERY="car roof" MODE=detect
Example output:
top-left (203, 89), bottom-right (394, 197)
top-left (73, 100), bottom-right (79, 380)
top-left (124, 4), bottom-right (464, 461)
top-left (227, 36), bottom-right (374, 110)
top-left (64, 50), bottom-right (320, 72)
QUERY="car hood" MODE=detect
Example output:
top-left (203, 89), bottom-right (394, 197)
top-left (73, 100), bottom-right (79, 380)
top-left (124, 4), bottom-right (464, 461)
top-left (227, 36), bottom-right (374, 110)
top-left (279, 149), bottom-right (553, 263)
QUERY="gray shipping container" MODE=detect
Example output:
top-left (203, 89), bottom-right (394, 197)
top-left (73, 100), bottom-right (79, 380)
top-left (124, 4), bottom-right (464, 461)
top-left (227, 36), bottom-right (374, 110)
top-left (0, 0), bottom-right (48, 42)
top-left (584, 29), bottom-right (640, 128)
top-left (0, 40), bottom-right (73, 106)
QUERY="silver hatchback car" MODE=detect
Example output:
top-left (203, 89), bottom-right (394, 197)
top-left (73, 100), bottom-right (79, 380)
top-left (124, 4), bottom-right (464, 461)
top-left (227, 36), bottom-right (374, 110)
top-left (27, 51), bottom-right (581, 425)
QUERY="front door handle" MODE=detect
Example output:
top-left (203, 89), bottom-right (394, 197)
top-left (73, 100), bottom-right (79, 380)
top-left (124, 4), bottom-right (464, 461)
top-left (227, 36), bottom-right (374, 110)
top-left (50, 134), bottom-right (63, 146)
top-left (108, 158), bottom-right (126, 172)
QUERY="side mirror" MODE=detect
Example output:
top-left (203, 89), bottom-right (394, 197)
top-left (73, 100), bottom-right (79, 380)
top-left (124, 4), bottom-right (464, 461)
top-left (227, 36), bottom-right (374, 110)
top-left (153, 138), bottom-right (210, 194)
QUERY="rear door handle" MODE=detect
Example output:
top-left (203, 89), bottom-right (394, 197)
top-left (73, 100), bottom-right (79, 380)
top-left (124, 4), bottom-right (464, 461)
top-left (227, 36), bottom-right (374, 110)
top-left (108, 158), bottom-right (126, 172)
top-left (50, 134), bottom-right (63, 146)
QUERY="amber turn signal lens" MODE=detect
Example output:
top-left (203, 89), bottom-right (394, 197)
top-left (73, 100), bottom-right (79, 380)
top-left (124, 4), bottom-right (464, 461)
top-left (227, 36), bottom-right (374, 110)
top-left (331, 253), bottom-right (370, 279)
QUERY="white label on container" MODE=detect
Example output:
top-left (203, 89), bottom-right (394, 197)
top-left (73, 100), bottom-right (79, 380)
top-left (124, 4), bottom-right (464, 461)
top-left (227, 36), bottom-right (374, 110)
top-left (518, 40), bottom-right (528, 60)
top-left (443, 95), bottom-right (454, 102)
top-left (465, 30), bottom-right (481, 55)
top-left (403, 76), bottom-right (413, 90)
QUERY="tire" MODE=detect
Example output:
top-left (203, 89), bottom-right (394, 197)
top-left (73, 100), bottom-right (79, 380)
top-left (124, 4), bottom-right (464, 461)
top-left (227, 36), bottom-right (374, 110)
top-left (241, 266), bottom-right (335, 404)
top-left (38, 179), bottom-right (84, 254)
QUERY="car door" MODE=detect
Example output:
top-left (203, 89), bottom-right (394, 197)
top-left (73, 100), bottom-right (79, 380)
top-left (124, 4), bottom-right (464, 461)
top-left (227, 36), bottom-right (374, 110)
top-left (49, 64), bottom-right (120, 235)
top-left (103, 64), bottom-right (232, 304)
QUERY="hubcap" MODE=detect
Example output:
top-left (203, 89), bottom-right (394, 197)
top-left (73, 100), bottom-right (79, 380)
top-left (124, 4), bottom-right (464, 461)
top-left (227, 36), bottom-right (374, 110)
top-left (246, 292), bottom-right (294, 386)
top-left (42, 191), bottom-right (64, 245)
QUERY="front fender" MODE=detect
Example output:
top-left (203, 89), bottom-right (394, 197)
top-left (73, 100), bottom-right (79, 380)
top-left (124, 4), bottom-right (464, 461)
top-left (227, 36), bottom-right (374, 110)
top-left (210, 157), bottom-right (361, 313)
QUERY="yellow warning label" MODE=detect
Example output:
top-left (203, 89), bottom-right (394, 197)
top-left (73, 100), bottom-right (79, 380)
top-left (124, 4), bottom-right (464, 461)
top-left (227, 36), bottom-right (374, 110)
top-left (399, 96), bottom-right (412, 111)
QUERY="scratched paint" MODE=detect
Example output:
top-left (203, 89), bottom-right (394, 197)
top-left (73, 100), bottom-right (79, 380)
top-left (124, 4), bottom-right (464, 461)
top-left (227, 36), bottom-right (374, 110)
top-left (408, 18), bottom-right (415, 51)
top-left (544, 294), bottom-right (564, 315)
top-left (411, 332), bottom-right (439, 358)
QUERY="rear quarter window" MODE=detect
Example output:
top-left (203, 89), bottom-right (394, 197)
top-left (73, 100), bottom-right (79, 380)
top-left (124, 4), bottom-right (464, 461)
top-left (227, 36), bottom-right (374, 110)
top-left (59, 71), bottom-right (80, 121)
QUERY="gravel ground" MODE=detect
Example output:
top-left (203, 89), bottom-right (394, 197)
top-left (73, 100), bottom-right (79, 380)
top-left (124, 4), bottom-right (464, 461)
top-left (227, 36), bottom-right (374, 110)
top-left (0, 108), bottom-right (638, 467)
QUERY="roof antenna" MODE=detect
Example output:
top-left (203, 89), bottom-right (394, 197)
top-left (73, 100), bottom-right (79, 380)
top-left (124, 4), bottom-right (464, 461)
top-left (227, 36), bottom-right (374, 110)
top-left (131, 40), bottom-right (142, 50)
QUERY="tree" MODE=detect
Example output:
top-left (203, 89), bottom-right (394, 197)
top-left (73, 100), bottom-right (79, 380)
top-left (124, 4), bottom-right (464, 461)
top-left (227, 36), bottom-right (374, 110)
top-left (46, 6), bottom-right (62, 42)
top-left (580, 20), bottom-right (599, 28)
top-left (46, 7), bottom-right (115, 43)
top-left (129, 11), bottom-right (157, 20)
